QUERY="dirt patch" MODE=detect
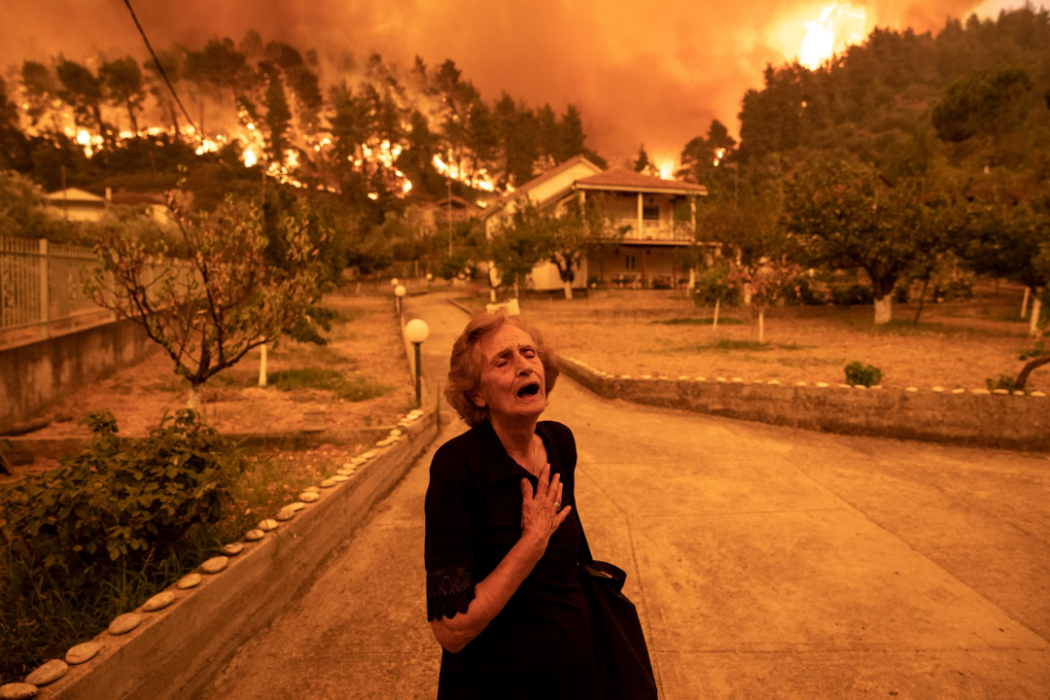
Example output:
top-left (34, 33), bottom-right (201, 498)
top-left (505, 283), bottom-right (1044, 392)
top-left (12, 291), bottom-right (414, 454)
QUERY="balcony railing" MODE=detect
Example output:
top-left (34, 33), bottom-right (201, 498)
top-left (612, 219), bottom-right (692, 242)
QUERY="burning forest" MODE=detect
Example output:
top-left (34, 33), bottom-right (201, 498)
top-left (1, 33), bottom-right (605, 208)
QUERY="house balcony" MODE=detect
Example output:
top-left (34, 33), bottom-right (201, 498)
top-left (611, 219), bottom-right (693, 244)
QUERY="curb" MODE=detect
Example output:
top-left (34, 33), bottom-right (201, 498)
top-left (559, 357), bottom-right (1049, 452)
top-left (29, 409), bottom-right (439, 700)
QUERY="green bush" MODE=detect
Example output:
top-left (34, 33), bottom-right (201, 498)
top-left (934, 278), bottom-right (974, 302)
top-left (784, 277), bottom-right (825, 305)
top-left (844, 361), bottom-right (882, 387)
top-left (692, 263), bottom-right (740, 307)
top-left (986, 374), bottom-right (1018, 392)
top-left (0, 410), bottom-right (245, 682)
top-left (1, 410), bottom-right (243, 587)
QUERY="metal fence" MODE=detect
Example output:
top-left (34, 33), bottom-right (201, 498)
top-left (0, 236), bottom-right (112, 338)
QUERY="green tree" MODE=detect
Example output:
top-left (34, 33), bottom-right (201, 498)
top-left (143, 50), bottom-right (183, 132)
top-left (633, 144), bottom-right (651, 173)
top-left (100, 57), bottom-right (146, 135)
top-left (56, 59), bottom-right (106, 139)
top-left (785, 156), bottom-right (936, 324)
top-left (931, 66), bottom-right (1033, 144)
top-left (260, 62), bottom-right (292, 162)
top-left (21, 61), bottom-right (61, 130)
top-left (85, 186), bottom-right (324, 408)
top-left (489, 199), bottom-right (554, 298)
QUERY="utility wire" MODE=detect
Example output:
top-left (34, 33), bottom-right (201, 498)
top-left (121, 0), bottom-right (199, 139)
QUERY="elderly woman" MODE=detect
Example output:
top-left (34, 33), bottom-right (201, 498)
top-left (424, 310), bottom-right (600, 698)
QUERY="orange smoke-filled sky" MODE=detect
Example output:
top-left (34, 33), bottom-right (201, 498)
top-left (0, 0), bottom-right (1029, 164)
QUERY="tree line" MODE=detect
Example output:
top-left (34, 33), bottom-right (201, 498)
top-left (667, 6), bottom-right (1049, 353)
top-left (0, 32), bottom-right (603, 206)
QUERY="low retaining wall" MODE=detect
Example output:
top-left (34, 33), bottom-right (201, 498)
top-left (0, 318), bottom-right (155, 433)
top-left (560, 359), bottom-right (1049, 451)
top-left (32, 409), bottom-right (438, 700)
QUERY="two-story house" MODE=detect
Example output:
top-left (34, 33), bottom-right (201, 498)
top-left (481, 155), bottom-right (710, 293)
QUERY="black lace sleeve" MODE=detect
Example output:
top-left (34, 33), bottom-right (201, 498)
top-left (426, 564), bottom-right (476, 621)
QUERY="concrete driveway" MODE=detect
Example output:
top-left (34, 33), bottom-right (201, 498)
top-left (200, 294), bottom-right (1050, 699)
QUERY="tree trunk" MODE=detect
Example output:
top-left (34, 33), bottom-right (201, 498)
top-left (490, 287), bottom-right (497, 302)
top-left (913, 277), bottom-right (929, 325)
top-left (757, 309), bottom-right (765, 344)
top-left (563, 280), bottom-right (573, 300)
top-left (713, 297), bottom-right (720, 331)
top-left (687, 267), bottom-right (696, 298)
top-left (1015, 354), bottom-right (1050, 391)
top-left (1021, 286), bottom-right (1030, 319)
top-left (514, 274), bottom-right (520, 299)
top-left (126, 100), bottom-right (138, 135)
top-left (1029, 294), bottom-right (1043, 337)
top-left (874, 294), bottom-right (892, 325)
top-left (258, 343), bottom-right (268, 387)
top-left (187, 385), bottom-right (203, 411)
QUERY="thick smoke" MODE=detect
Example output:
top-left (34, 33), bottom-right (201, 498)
top-left (0, 0), bottom-right (995, 163)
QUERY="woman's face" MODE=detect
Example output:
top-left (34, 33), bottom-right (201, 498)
top-left (472, 323), bottom-right (547, 424)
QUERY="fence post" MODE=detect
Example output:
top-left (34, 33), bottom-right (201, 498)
top-left (39, 238), bottom-right (50, 338)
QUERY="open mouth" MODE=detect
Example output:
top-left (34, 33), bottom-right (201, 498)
top-left (517, 382), bottom-right (541, 398)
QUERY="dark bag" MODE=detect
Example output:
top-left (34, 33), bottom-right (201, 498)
top-left (577, 520), bottom-right (658, 700)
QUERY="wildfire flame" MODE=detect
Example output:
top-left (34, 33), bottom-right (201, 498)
top-left (713, 148), bottom-right (726, 167)
top-left (800, 3), bottom-right (868, 70)
top-left (658, 161), bottom-right (675, 180)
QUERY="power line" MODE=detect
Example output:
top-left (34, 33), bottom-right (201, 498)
top-left (121, 0), bottom-right (199, 139)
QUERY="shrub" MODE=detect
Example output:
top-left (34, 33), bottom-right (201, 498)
top-left (784, 277), bottom-right (825, 306)
top-left (0, 410), bottom-right (244, 589)
top-left (844, 361), bottom-right (882, 387)
top-left (986, 374), bottom-right (1018, 392)
top-left (830, 283), bottom-right (875, 306)
top-left (934, 278), bottom-right (974, 302)
top-left (0, 410), bottom-right (246, 682)
top-left (692, 263), bottom-right (740, 307)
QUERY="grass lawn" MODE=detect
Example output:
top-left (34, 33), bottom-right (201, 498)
top-left (496, 283), bottom-right (1045, 392)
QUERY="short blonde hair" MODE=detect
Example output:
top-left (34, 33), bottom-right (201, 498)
top-left (445, 310), bottom-right (559, 426)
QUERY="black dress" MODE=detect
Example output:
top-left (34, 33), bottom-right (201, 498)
top-left (424, 420), bottom-right (601, 699)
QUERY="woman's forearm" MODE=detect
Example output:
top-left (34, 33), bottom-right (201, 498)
top-left (430, 534), bottom-right (545, 653)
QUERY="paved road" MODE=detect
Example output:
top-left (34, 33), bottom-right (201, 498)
top-left (201, 293), bottom-right (1050, 699)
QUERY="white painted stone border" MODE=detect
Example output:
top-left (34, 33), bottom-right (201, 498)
top-left (559, 356), bottom-right (1049, 451)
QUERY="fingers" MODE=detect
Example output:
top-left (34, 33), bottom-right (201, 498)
top-left (536, 462), bottom-right (551, 497)
top-left (520, 478), bottom-right (533, 501)
top-left (553, 505), bottom-right (572, 529)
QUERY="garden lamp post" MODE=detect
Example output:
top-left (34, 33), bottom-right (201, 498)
top-left (394, 284), bottom-right (406, 316)
top-left (405, 319), bottom-right (430, 407)
top-left (426, 272), bottom-right (433, 291)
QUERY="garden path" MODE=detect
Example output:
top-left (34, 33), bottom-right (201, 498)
top-left (199, 292), bottom-right (1050, 699)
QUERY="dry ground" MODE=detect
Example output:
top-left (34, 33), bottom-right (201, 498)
top-left (23, 291), bottom-right (415, 441)
top-left (500, 282), bottom-right (1044, 392)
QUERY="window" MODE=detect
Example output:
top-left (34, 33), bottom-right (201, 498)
top-left (624, 254), bottom-right (636, 271)
top-left (642, 206), bottom-right (660, 221)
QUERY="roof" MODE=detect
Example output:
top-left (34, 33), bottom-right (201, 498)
top-left (109, 191), bottom-right (166, 206)
top-left (575, 169), bottom-right (708, 196)
top-left (44, 188), bottom-right (106, 204)
top-left (481, 154), bottom-right (604, 218)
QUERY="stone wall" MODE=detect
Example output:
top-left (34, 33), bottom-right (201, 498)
top-left (560, 359), bottom-right (1049, 451)
top-left (0, 319), bottom-right (155, 432)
